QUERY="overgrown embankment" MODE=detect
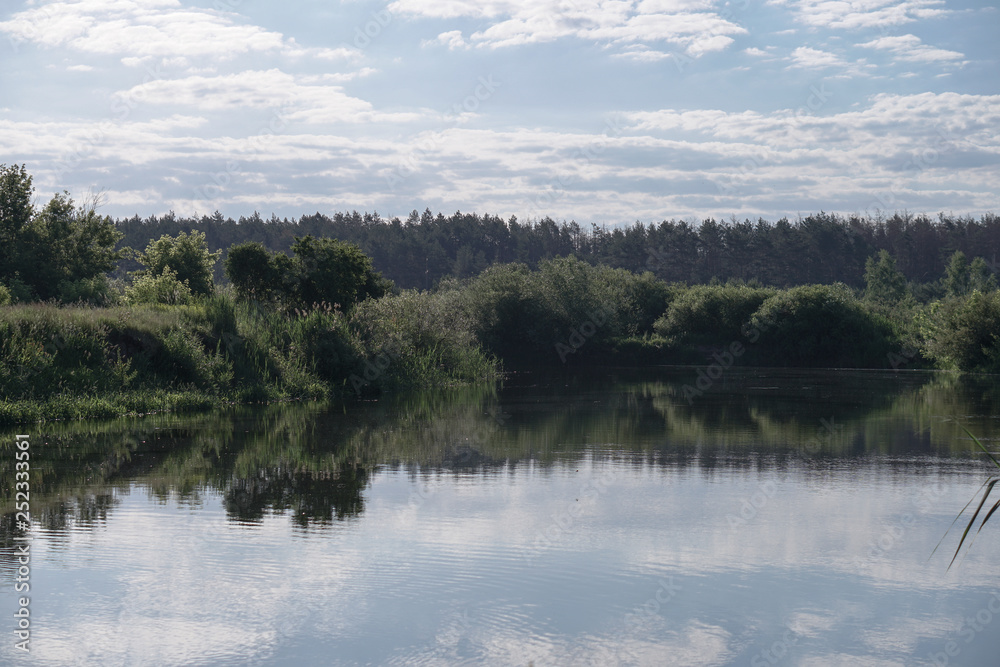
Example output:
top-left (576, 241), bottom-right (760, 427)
top-left (0, 292), bottom-right (498, 425)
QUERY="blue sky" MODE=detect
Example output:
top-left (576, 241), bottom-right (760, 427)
top-left (0, 0), bottom-right (997, 224)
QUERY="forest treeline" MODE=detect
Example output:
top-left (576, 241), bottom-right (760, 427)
top-left (3, 163), bottom-right (1000, 425)
top-left (113, 207), bottom-right (1000, 291)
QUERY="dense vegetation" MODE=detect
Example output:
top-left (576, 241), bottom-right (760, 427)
top-left (111, 206), bottom-right (1000, 291)
top-left (3, 163), bottom-right (1000, 424)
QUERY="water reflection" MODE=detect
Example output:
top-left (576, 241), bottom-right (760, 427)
top-left (224, 465), bottom-right (369, 526)
top-left (2, 368), bottom-right (1000, 665)
top-left (4, 368), bottom-right (1000, 543)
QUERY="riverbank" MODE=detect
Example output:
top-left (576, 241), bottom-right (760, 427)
top-left (0, 294), bottom-right (499, 426)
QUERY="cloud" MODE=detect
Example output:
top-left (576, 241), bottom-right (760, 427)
top-left (392, 0), bottom-right (747, 57)
top-left (116, 69), bottom-right (418, 124)
top-left (0, 0), bottom-right (353, 63)
top-left (859, 34), bottom-right (964, 64)
top-left (613, 46), bottom-right (675, 62)
top-left (425, 30), bottom-right (469, 50)
top-left (768, 0), bottom-right (951, 31)
top-left (4, 91), bottom-right (996, 222)
top-left (788, 46), bottom-right (873, 76)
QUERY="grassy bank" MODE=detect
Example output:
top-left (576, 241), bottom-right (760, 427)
top-left (0, 291), bottom-right (499, 425)
top-left (6, 253), bottom-right (1000, 426)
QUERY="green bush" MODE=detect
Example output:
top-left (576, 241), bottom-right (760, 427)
top-left (607, 270), bottom-right (679, 336)
top-left (461, 262), bottom-right (544, 357)
top-left (58, 275), bottom-right (113, 305)
top-left (350, 289), bottom-right (496, 392)
top-left (135, 230), bottom-right (220, 296)
top-left (461, 257), bottom-right (675, 362)
top-left (918, 290), bottom-right (1000, 372)
top-left (747, 284), bottom-right (898, 367)
top-left (224, 241), bottom-right (281, 300)
top-left (654, 284), bottom-right (776, 345)
top-left (124, 267), bottom-right (194, 305)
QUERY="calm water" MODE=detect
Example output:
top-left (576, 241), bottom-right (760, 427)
top-left (3, 368), bottom-right (1000, 666)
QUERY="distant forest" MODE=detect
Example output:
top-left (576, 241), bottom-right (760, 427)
top-left (114, 210), bottom-right (1000, 291)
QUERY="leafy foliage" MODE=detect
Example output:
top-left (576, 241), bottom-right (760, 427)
top-left (224, 241), bottom-right (281, 300)
top-left (748, 284), bottom-right (899, 367)
top-left (136, 230), bottom-right (220, 296)
top-left (864, 249), bottom-right (908, 305)
top-left (918, 290), bottom-right (1000, 373)
top-left (124, 266), bottom-right (195, 305)
top-left (225, 236), bottom-right (393, 311)
top-left (7, 192), bottom-right (124, 301)
top-left (461, 256), bottom-right (674, 361)
top-left (283, 236), bottom-right (392, 309)
top-left (0, 164), bottom-right (34, 279)
top-left (654, 283), bottom-right (775, 345)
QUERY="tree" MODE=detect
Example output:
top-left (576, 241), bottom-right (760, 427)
top-left (945, 251), bottom-right (970, 296)
top-left (0, 164), bottom-right (34, 285)
top-left (19, 192), bottom-right (124, 301)
top-left (224, 241), bottom-right (280, 299)
top-left (284, 236), bottom-right (391, 309)
top-left (137, 230), bottom-right (221, 296)
top-left (919, 290), bottom-right (1000, 372)
top-left (969, 256), bottom-right (998, 293)
top-left (864, 250), bottom-right (907, 305)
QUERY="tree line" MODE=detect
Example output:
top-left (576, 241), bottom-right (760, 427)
top-left (114, 207), bottom-right (1000, 292)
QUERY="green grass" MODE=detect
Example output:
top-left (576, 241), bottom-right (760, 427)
top-left (0, 291), bottom-right (501, 425)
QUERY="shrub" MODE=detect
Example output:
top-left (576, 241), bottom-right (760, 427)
top-left (461, 262), bottom-right (543, 357)
top-left (124, 267), bottom-right (194, 305)
top-left (136, 230), bottom-right (220, 296)
top-left (350, 289), bottom-right (496, 392)
top-left (747, 284), bottom-right (898, 367)
top-left (283, 236), bottom-right (393, 310)
top-left (654, 284), bottom-right (775, 344)
top-left (58, 276), bottom-right (113, 305)
top-left (918, 290), bottom-right (1000, 373)
top-left (224, 241), bottom-right (281, 300)
top-left (461, 257), bottom-right (675, 361)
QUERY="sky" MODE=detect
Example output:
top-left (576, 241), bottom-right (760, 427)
top-left (0, 0), bottom-right (997, 225)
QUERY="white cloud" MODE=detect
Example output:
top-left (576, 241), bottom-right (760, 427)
top-left (859, 33), bottom-right (964, 64)
top-left (0, 0), bottom-right (352, 63)
top-left (425, 30), bottom-right (469, 50)
top-left (613, 47), bottom-right (675, 62)
top-left (768, 0), bottom-right (950, 30)
top-left (393, 0), bottom-right (746, 57)
top-left (116, 69), bottom-right (417, 124)
top-left (788, 46), bottom-right (873, 76)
